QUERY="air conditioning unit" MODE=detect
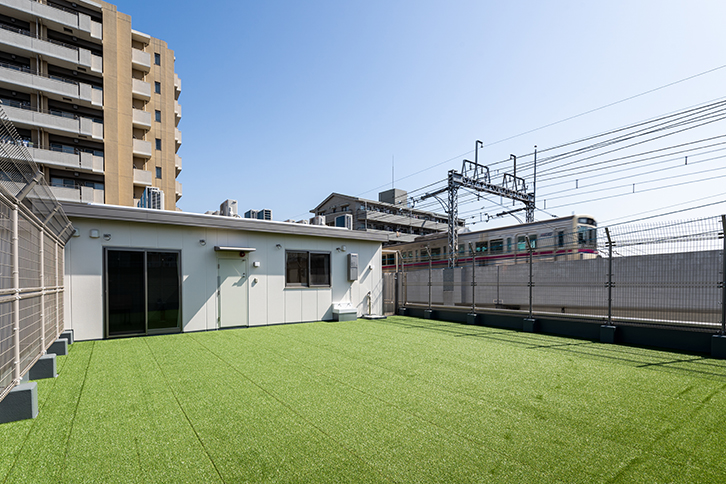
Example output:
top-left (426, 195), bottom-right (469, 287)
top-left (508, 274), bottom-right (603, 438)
top-left (138, 187), bottom-right (164, 210)
top-left (335, 214), bottom-right (353, 230)
top-left (220, 199), bottom-right (238, 217)
top-left (310, 215), bottom-right (325, 225)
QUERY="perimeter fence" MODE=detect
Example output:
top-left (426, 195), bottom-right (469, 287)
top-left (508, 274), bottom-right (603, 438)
top-left (396, 216), bottom-right (725, 332)
top-left (0, 104), bottom-right (73, 403)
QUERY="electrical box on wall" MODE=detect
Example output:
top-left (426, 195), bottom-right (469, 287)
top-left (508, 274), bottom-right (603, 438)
top-left (348, 253), bottom-right (358, 281)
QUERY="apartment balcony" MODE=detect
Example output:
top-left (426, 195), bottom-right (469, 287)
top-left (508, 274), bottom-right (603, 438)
top-left (2, 102), bottom-right (103, 139)
top-left (132, 78), bottom-right (151, 101)
top-left (132, 168), bottom-right (153, 187)
top-left (132, 109), bottom-right (151, 130)
top-left (175, 154), bottom-right (182, 174)
top-left (50, 185), bottom-right (103, 204)
top-left (174, 73), bottom-right (181, 98)
top-left (0, 0), bottom-right (102, 41)
top-left (174, 128), bottom-right (182, 147)
top-left (132, 139), bottom-right (152, 159)
top-left (0, 24), bottom-right (101, 73)
top-left (27, 146), bottom-right (103, 173)
top-left (174, 100), bottom-right (181, 124)
top-left (0, 62), bottom-right (103, 107)
top-left (175, 180), bottom-right (182, 198)
top-left (131, 48), bottom-right (151, 73)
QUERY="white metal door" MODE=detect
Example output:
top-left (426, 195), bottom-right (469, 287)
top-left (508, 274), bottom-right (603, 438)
top-left (217, 258), bottom-right (249, 328)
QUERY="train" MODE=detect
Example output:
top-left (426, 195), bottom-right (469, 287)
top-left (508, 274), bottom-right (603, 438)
top-left (382, 214), bottom-right (598, 271)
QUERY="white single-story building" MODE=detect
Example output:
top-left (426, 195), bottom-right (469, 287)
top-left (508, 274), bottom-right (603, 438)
top-left (62, 203), bottom-right (388, 341)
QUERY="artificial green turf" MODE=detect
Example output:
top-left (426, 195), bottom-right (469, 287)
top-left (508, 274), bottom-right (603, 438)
top-left (2, 317), bottom-right (726, 483)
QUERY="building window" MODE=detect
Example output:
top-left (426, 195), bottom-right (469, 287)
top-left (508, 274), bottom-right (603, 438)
top-left (154, 53), bottom-right (161, 65)
top-left (154, 81), bottom-right (161, 94)
top-left (285, 251), bottom-right (330, 287)
top-left (156, 167), bottom-right (162, 178)
top-left (155, 138), bottom-right (161, 150)
top-left (155, 110), bottom-right (161, 122)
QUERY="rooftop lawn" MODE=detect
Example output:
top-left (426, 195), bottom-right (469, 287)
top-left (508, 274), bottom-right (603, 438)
top-left (2, 316), bottom-right (726, 483)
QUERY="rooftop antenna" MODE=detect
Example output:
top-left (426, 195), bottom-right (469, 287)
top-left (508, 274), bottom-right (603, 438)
top-left (392, 155), bottom-right (394, 189)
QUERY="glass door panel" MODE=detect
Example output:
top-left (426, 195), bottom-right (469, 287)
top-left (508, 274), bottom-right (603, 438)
top-left (107, 250), bottom-right (146, 336)
top-left (147, 252), bottom-right (180, 331)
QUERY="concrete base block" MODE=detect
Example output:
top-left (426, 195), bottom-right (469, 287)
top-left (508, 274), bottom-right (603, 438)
top-left (423, 309), bottom-right (434, 319)
top-left (523, 318), bottom-right (538, 333)
top-left (466, 313), bottom-right (478, 325)
top-left (47, 338), bottom-right (68, 356)
top-left (711, 335), bottom-right (726, 359)
top-left (60, 329), bottom-right (74, 345)
top-left (398, 307), bottom-right (407, 316)
top-left (333, 311), bottom-right (357, 322)
top-left (29, 354), bottom-right (57, 380)
top-left (0, 382), bottom-right (38, 424)
top-left (600, 325), bottom-right (617, 344)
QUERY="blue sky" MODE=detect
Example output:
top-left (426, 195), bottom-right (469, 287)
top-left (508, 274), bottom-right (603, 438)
top-left (121, 0), bottom-right (726, 227)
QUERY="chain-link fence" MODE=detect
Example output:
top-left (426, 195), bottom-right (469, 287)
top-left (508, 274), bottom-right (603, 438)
top-left (397, 216), bottom-right (725, 332)
top-left (0, 104), bottom-right (73, 403)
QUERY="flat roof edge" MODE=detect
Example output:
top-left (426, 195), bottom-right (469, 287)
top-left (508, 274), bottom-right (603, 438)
top-left (61, 203), bottom-right (389, 243)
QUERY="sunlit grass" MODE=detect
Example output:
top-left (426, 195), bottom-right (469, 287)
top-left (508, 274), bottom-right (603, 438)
top-left (2, 316), bottom-right (726, 483)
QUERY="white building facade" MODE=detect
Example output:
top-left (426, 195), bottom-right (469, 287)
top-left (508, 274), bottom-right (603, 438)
top-left (62, 203), bottom-right (386, 341)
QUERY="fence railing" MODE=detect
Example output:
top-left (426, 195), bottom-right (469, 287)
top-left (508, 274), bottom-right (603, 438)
top-left (0, 104), bottom-right (72, 404)
top-left (395, 216), bottom-right (725, 332)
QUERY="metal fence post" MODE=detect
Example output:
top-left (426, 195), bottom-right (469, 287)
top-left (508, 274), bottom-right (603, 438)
top-left (469, 242), bottom-right (476, 312)
top-left (527, 235), bottom-right (533, 320)
top-left (605, 227), bottom-right (614, 326)
top-left (721, 215), bottom-right (726, 335)
top-left (39, 230), bottom-right (45, 353)
top-left (426, 246), bottom-right (432, 310)
top-left (11, 204), bottom-right (20, 384)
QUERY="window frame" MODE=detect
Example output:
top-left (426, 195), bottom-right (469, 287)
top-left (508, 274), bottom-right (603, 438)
top-left (155, 138), bottom-right (162, 150)
top-left (155, 110), bottom-right (161, 122)
top-left (154, 53), bottom-right (161, 65)
top-left (154, 81), bottom-right (161, 94)
top-left (285, 250), bottom-right (331, 288)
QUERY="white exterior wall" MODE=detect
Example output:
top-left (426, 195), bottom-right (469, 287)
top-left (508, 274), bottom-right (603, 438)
top-left (64, 217), bottom-right (383, 341)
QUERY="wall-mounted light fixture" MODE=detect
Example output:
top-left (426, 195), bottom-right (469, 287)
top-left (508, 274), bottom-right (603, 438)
top-left (336, 245), bottom-right (347, 252)
top-left (275, 244), bottom-right (282, 249)
top-left (103, 233), bottom-right (111, 241)
top-left (199, 239), bottom-right (206, 246)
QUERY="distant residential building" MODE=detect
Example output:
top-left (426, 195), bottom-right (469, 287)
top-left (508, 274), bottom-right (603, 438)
top-left (245, 209), bottom-right (272, 220)
top-left (0, 0), bottom-right (183, 210)
top-left (311, 188), bottom-right (463, 243)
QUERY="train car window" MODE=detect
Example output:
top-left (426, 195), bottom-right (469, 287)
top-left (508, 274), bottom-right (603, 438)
top-left (578, 228), bottom-right (586, 244)
top-left (408, 251), bottom-right (413, 258)
top-left (589, 229), bottom-right (597, 244)
top-left (517, 236), bottom-right (526, 251)
top-left (529, 235), bottom-right (537, 249)
top-left (431, 247), bottom-right (441, 258)
top-left (490, 239), bottom-right (503, 254)
top-left (578, 217), bottom-right (596, 226)
top-left (402, 252), bottom-right (407, 259)
top-left (507, 237), bottom-right (512, 253)
top-left (558, 231), bottom-right (565, 247)
top-left (458, 244), bottom-right (465, 255)
top-left (415, 250), bottom-right (418, 260)
top-left (475, 241), bottom-right (488, 253)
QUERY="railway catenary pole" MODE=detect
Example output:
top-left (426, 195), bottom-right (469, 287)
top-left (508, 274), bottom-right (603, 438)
top-left (447, 170), bottom-right (459, 268)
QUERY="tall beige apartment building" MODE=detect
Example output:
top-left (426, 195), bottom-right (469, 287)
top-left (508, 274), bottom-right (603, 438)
top-left (0, 0), bottom-right (182, 210)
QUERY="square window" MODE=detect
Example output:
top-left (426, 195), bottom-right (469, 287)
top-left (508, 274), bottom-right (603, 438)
top-left (154, 81), bottom-right (161, 94)
top-left (155, 110), bottom-right (161, 122)
top-left (156, 167), bottom-right (162, 178)
top-left (154, 53), bottom-right (161, 65)
top-left (285, 251), bottom-right (330, 287)
top-left (155, 138), bottom-right (161, 150)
